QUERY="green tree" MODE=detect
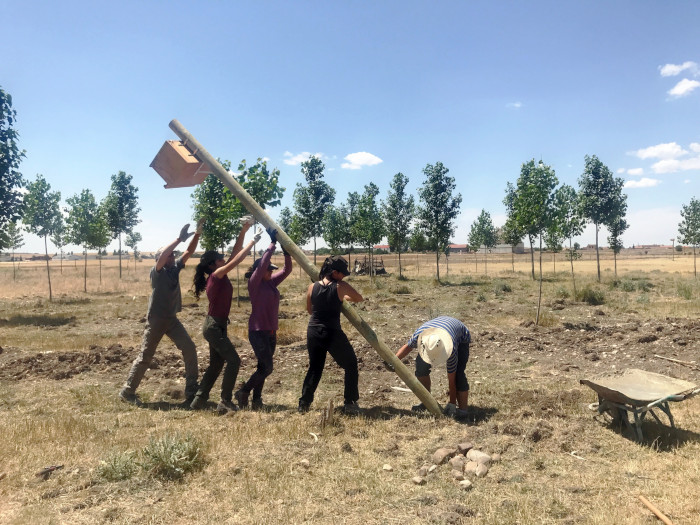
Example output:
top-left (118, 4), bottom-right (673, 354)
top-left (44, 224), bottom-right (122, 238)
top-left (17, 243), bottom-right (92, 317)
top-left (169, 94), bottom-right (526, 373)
top-left (416, 162), bottom-right (462, 281)
top-left (126, 231), bottom-right (143, 267)
top-left (555, 184), bottom-right (585, 295)
top-left (322, 205), bottom-right (349, 254)
top-left (0, 87), bottom-right (25, 251)
top-left (578, 155), bottom-right (625, 282)
top-left (409, 229), bottom-right (429, 252)
top-left (278, 206), bottom-right (308, 246)
top-left (351, 183), bottom-right (385, 279)
top-left (607, 215), bottom-right (628, 277)
top-left (103, 171), bottom-right (140, 279)
top-left (344, 191), bottom-right (361, 268)
top-left (7, 221), bottom-right (23, 281)
top-left (236, 158), bottom-right (285, 258)
top-left (292, 156), bottom-right (335, 265)
top-left (543, 187), bottom-right (568, 273)
top-left (66, 189), bottom-right (106, 292)
top-left (469, 209), bottom-right (498, 275)
top-left (50, 215), bottom-right (67, 274)
top-left (192, 162), bottom-right (244, 251)
top-left (24, 174), bottom-right (62, 301)
top-left (502, 182), bottom-right (526, 272)
top-left (382, 173), bottom-right (415, 278)
top-left (507, 160), bottom-right (558, 281)
top-left (678, 197), bottom-right (700, 278)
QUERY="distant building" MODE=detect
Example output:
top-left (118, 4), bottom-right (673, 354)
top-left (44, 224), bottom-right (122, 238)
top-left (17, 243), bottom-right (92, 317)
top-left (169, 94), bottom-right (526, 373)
top-left (473, 243), bottom-right (524, 254)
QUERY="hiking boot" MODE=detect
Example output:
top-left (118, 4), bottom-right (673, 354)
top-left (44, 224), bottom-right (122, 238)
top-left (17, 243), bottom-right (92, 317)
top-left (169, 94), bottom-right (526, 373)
top-left (217, 399), bottom-right (239, 415)
top-left (343, 401), bottom-right (361, 415)
top-left (251, 397), bottom-right (265, 411)
top-left (298, 400), bottom-right (310, 413)
top-left (443, 403), bottom-right (457, 417)
top-left (454, 408), bottom-right (470, 420)
top-left (119, 388), bottom-right (142, 406)
top-left (234, 389), bottom-right (249, 409)
top-left (178, 396), bottom-right (195, 410)
top-left (190, 395), bottom-right (208, 410)
top-left (411, 402), bottom-right (428, 413)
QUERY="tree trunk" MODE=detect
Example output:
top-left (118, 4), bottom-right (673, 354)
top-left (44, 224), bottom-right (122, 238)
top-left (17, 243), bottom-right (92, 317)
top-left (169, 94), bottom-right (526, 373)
top-left (398, 248), bottom-right (402, 278)
top-left (614, 251), bottom-right (617, 277)
top-left (118, 234), bottom-right (123, 279)
top-left (12, 249), bottom-right (16, 281)
top-left (694, 246), bottom-right (697, 278)
top-left (536, 236), bottom-right (543, 326)
top-left (435, 250), bottom-right (440, 281)
top-left (99, 255), bottom-right (103, 284)
top-left (595, 223), bottom-right (601, 282)
top-left (569, 238), bottom-right (577, 297)
top-left (60, 249), bottom-right (63, 274)
top-left (553, 251), bottom-right (556, 273)
top-left (511, 249), bottom-right (514, 272)
top-left (84, 248), bottom-right (88, 293)
top-left (484, 250), bottom-right (487, 276)
top-left (529, 236), bottom-right (535, 280)
top-left (313, 236), bottom-right (317, 266)
top-left (44, 236), bottom-right (53, 302)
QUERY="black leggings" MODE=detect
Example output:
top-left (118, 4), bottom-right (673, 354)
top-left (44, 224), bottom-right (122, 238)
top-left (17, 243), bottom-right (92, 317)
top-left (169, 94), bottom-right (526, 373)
top-left (196, 316), bottom-right (240, 402)
top-left (300, 325), bottom-right (359, 406)
top-left (241, 330), bottom-right (276, 399)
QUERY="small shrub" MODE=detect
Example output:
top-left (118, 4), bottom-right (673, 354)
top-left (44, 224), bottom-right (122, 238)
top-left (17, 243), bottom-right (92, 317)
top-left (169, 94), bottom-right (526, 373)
top-left (636, 279), bottom-right (653, 292)
top-left (393, 285), bottom-right (411, 295)
top-left (476, 293), bottom-right (487, 302)
top-left (555, 287), bottom-right (570, 299)
top-left (537, 311), bottom-right (558, 327)
top-left (677, 282), bottom-right (693, 300)
top-left (619, 280), bottom-right (636, 292)
top-left (140, 433), bottom-right (205, 481)
top-left (397, 274), bottom-right (409, 281)
top-left (576, 285), bottom-right (605, 306)
top-left (493, 281), bottom-right (512, 294)
top-left (98, 450), bottom-right (138, 482)
top-left (636, 293), bottom-right (650, 304)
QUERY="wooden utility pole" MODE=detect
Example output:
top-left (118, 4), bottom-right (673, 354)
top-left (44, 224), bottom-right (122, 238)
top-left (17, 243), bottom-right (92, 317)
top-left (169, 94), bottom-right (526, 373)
top-left (167, 119), bottom-right (443, 417)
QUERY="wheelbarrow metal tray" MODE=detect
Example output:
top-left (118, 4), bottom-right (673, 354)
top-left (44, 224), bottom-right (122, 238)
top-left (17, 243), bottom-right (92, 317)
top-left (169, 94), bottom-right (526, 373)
top-left (580, 368), bottom-right (698, 407)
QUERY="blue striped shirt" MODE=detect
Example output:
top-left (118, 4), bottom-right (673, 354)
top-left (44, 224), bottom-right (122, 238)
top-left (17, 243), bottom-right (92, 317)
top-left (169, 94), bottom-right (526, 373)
top-left (407, 316), bottom-right (470, 373)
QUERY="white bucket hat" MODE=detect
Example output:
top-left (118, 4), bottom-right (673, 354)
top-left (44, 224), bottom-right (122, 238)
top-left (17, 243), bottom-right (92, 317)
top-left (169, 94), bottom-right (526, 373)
top-left (417, 327), bottom-right (453, 366)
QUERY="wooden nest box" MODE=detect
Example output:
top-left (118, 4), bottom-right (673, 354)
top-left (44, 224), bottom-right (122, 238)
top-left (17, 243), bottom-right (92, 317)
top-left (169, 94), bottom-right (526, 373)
top-left (150, 140), bottom-right (213, 188)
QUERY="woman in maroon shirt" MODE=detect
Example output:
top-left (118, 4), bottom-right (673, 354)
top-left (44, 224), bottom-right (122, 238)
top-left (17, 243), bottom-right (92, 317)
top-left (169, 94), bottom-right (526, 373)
top-left (189, 217), bottom-right (260, 414)
top-left (236, 228), bottom-right (292, 410)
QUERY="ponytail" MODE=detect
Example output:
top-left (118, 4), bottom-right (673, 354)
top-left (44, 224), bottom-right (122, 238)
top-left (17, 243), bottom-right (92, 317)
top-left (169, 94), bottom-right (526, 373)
top-left (193, 261), bottom-right (212, 299)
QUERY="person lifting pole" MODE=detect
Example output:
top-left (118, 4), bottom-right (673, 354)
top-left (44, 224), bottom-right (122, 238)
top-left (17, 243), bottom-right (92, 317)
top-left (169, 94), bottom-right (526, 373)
top-left (152, 119), bottom-right (443, 417)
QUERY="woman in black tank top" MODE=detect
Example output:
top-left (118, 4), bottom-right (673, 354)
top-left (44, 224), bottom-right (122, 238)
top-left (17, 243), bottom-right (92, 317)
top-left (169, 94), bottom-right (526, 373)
top-left (298, 255), bottom-right (363, 414)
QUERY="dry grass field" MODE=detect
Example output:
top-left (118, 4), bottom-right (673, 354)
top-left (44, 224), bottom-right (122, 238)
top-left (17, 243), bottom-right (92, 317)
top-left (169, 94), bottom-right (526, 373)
top-left (1, 250), bottom-right (700, 524)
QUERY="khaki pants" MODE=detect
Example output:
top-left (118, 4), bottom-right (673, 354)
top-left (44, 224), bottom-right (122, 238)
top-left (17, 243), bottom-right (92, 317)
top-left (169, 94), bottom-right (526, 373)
top-left (123, 315), bottom-right (198, 399)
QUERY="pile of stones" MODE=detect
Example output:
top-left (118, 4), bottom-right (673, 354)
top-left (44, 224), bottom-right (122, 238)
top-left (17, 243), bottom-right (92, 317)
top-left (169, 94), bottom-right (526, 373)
top-left (412, 442), bottom-right (501, 490)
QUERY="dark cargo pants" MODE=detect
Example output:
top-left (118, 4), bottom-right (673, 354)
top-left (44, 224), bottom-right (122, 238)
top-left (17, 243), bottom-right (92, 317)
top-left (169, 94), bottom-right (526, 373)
top-left (195, 316), bottom-right (241, 403)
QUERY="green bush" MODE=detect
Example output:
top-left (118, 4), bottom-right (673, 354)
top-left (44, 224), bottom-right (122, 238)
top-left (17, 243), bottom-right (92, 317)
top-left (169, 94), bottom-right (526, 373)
top-left (677, 282), bottom-right (693, 300)
top-left (555, 286), bottom-right (570, 299)
top-left (576, 285), bottom-right (605, 306)
top-left (476, 292), bottom-right (487, 302)
top-left (493, 280), bottom-right (512, 294)
top-left (98, 450), bottom-right (138, 482)
top-left (140, 433), bottom-right (205, 481)
top-left (393, 285), bottom-right (411, 295)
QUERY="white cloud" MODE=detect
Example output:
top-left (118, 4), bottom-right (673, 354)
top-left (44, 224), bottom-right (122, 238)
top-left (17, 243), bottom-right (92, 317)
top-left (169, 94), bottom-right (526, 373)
top-left (627, 168), bottom-right (644, 176)
top-left (340, 151), bottom-right (383, 170)
top-left (690, 143), bottom-right (700, 153)
top-left (652, 156), bottom-right (700, 174)
top-left (659, 61), bottom-right (698, 77)
top-left (685, 179), bottom-right (692, 184)
top-left (616, 168), bottom-right (625, 173)
top-left (283, 151), bottom-right (324, 166)
top-left (668, 78), bottom-right (700, 98)
top-left (633, 142), bottom-right (687, 160)
top-left (624, 177), bottom-right (660, 189)
top-left (506, 101), bottom-right (522, 108)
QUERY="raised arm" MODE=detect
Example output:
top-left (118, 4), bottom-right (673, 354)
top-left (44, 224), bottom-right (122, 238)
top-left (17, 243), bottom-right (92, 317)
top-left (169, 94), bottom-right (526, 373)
top-left (182, 218), bottom-right (205, 264)
top-left (156, 222), bottom-right (197, 271)
top-left (213, 225), bottom-right (260, 278)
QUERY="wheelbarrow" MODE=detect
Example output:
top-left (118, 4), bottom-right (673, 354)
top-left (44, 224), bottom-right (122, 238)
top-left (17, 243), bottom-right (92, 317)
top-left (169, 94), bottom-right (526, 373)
top-left (580, 368), bottom-right (700, 441)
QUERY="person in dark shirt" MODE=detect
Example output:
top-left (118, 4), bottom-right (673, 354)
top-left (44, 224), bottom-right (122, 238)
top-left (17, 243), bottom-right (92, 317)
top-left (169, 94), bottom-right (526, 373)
top-left (189, 216), bottom-right (260, 414)
top-left (298, 255), bottom-right (363, 415)
top-left (120, 219), bottom-right (204, 407)
top-left (235, 228), bottom-right (292, 410)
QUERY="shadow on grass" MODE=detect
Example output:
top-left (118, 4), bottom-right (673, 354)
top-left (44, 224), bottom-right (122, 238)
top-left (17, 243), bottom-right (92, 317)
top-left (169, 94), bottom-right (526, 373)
top-left (359, 404), bottom-right (498, 423)
top-left (0, 315), bottom-right (76, 327)
top-left (608, 419), bottom-right (700, 451)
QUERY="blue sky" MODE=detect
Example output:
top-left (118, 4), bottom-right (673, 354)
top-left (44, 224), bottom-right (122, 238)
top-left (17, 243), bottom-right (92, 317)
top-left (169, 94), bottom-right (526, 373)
top-left (3, 0), bottom-right (700, 253)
